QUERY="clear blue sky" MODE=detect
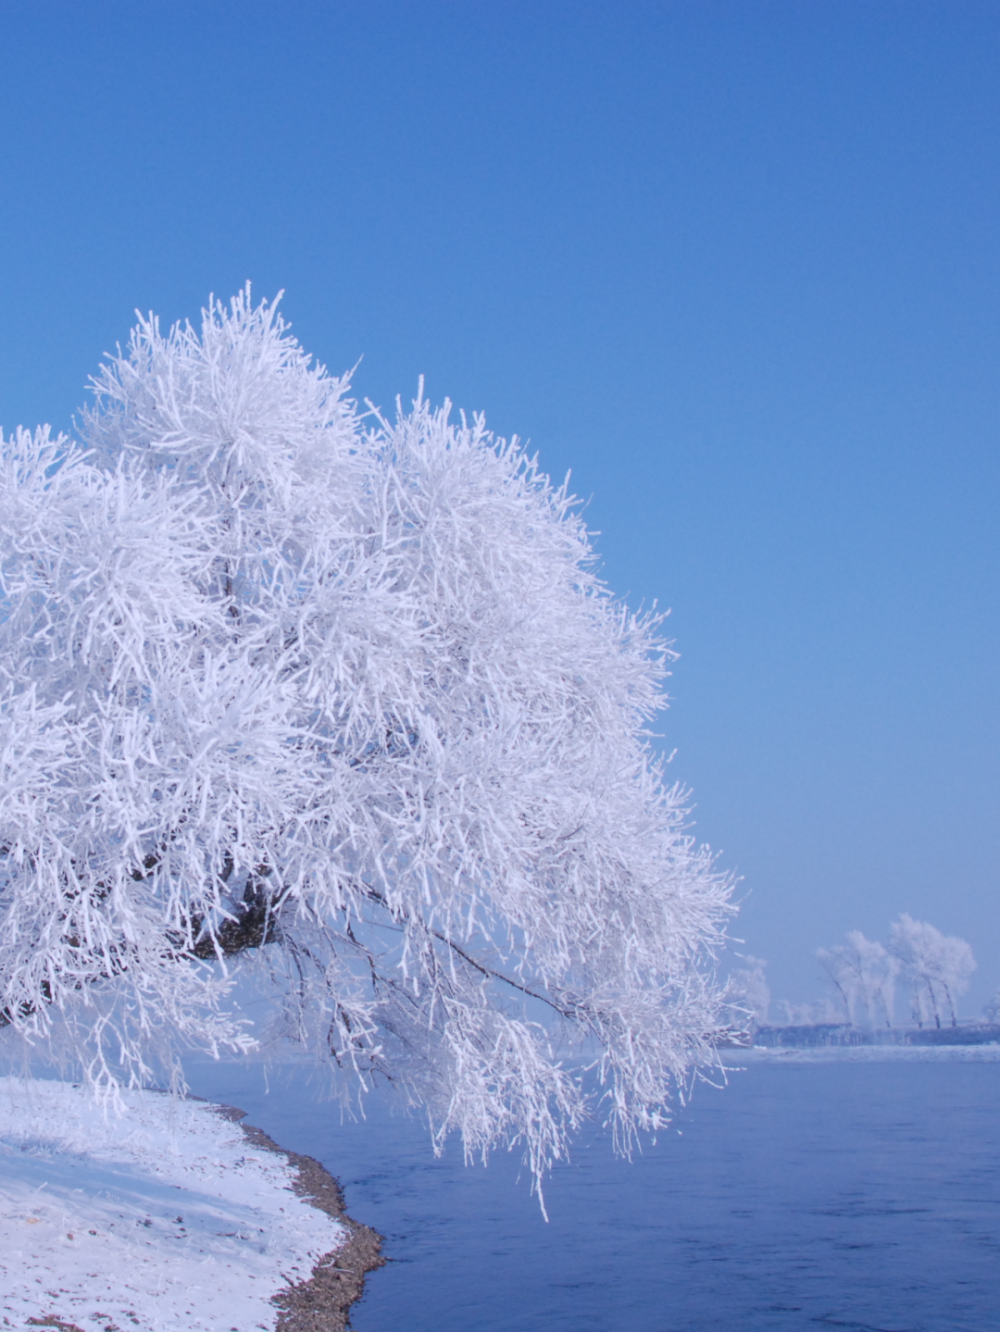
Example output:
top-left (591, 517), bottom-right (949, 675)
top-left (2, 1), bottom-right (998, 1012)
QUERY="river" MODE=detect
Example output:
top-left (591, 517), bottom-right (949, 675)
top-left (184, 1049), bottom-right (1000, 1332)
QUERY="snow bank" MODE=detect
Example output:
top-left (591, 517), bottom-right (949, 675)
top-left (0, 1077), bottom-right (348, 1331)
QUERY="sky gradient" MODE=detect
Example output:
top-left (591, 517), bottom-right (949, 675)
top-left (1, 1), bottom-right (998, 1012)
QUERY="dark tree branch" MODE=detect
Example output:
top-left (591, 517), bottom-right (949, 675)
top-left (359, 882), bottom-right (578, 1020)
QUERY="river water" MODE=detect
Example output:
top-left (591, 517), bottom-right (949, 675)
top-left (184, 1050), bottom-right (1000, 1332)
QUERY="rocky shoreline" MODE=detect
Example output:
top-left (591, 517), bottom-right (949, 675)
top-left (214, 1104), bottom-right (386, 1332)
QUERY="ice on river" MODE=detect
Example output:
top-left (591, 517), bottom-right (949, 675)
top-left (0, 1077), bottom-right (347, 1332)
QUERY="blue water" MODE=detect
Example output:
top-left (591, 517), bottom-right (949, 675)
top-left (184, 1055), bottom-right (1000, 1332)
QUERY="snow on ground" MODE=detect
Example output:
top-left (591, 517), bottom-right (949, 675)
top-left (0, 1077), bottom-right (348, 1332)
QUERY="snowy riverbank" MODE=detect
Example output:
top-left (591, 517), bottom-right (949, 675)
top-left (0, 1077), bottom-right (380, 1332)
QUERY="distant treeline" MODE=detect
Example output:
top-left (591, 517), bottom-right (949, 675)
top-left (727, 914), bottom-right (1000, 1043)
top-left (751, 1022), bottom-right (1000, 1049)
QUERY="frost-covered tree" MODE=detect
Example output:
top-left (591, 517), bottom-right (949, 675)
top-left (817, 930), bottom-right (898, 1028)
top-left (724, 954), bottom-right (770, 1031)
top-left (888, 915), bottom-right (975, 1029)
top-left (0, 289), bottom-right (733, 1189)
top-left (776, 998), bottom-right (843, 1026)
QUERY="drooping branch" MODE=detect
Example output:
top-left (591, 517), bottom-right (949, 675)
top-left (359, 882), bottom-right (579, 1020)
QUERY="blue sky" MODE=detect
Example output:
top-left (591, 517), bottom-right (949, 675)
top-left (1, 1), bottom-right (998, 1011)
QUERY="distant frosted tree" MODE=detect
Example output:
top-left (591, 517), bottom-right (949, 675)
top-left (0, 289), bottom-right (734, 1191)
top-left (725, 954), bottom-right (770, 1030)
top-left (777, 998), bottom-right (843, 1026)
top-left (888, 915), bottom-right (975, 1029)
top-left (817, 931), bottom-right (898, 1028)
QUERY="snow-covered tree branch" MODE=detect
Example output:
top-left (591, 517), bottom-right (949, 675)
top-left (0, 288), bottom-right (734, 1188)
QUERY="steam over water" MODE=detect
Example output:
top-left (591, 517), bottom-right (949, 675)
top-left (186, 1052), bottom-right (1000, 1332)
